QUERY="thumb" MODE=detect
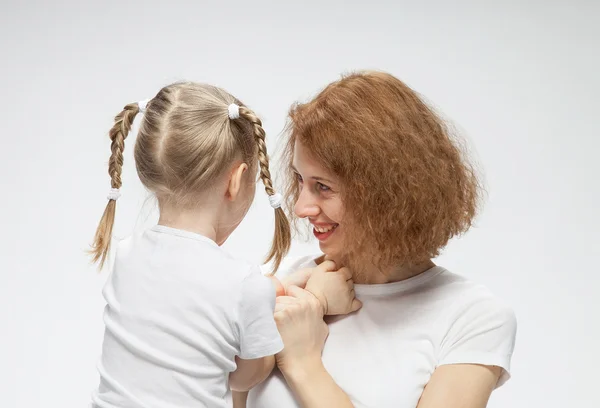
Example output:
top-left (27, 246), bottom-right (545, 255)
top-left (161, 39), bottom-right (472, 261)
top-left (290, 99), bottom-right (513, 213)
top-left (350, 298), bottom-right (363, 312)
top-left (317, 259), bottom-right (337, 272)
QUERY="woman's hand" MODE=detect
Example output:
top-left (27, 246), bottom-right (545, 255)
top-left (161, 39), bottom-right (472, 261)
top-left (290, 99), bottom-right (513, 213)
top-left (273, 285), bottom-right (329, 376)
top-left (273, 285), bottom-right (355, 407)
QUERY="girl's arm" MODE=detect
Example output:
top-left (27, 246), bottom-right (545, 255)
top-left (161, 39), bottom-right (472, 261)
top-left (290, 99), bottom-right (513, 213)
top-left (232, 390), bottom-right (248, 408)
top-left (233, 262), bottom-right (359, 407)
top-left (229, 355), bottom-right (275, 392)
top-left (231, 270), bottom-right (282, 392)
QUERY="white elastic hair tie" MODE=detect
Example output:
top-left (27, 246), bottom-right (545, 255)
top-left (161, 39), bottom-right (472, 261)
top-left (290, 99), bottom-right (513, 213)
top-left (107, 188), bottom-right (121, 201)
top-left (228, 103), bottom-right (240, 120)
top-left (269, 193), bottom-right (283, 209)
top-left (138, 99), bottom-right (150, 113)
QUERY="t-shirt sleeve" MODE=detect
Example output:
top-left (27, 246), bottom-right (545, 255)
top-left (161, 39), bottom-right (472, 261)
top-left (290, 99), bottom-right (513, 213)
top-left (438, 292), bottom-right (517, 388)
top-left (237, 267), bottom-right (284, 360)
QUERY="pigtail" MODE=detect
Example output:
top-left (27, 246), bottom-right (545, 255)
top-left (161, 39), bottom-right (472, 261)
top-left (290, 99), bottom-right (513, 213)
top-left (239, 106), bottom-right (291, 274)
top-left (90, 103), bottom-right (140, 269)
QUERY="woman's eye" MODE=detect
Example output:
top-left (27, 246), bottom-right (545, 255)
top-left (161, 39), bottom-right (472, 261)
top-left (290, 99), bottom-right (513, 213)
top-left (317, 183), bottom-right (330, 192)
top-left (295, 173), bottom-right (303, 183)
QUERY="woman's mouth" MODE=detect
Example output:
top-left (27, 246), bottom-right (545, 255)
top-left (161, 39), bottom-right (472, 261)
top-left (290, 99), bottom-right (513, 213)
top-left (312, 223), bottom-right (339, 242)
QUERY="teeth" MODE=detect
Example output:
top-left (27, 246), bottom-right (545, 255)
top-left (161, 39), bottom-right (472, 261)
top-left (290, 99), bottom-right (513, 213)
top-left (315, 225), bottom-right (336, 233)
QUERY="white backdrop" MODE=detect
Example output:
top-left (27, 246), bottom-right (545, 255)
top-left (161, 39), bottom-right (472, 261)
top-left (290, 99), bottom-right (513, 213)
top-left (1, 0), bottom-right (598, 406)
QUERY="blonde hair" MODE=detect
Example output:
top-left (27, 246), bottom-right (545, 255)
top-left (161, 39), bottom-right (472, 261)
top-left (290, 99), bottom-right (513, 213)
top-left (90, 82), bottom-right (290, 272)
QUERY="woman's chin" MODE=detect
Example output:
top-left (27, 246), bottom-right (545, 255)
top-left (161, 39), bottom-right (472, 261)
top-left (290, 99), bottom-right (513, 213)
top-left (318, 246), bottom-right (341, 264)
top-left (318, 242), bottom-right (331, 255)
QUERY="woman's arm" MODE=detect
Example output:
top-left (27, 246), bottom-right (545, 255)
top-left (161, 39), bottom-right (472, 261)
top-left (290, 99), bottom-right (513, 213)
top-left (234, 263), bottom-right (358, 407)
top-left (274, 285), bottom-right (357, 408)
top-left (232, 359), bottom-right (502, 408)
top-left (285, 362), bottom-right (501, 408)
top-left (280, 358), bottom-right (354, 408)
top-left (417, 364), bottom-right (502, 408)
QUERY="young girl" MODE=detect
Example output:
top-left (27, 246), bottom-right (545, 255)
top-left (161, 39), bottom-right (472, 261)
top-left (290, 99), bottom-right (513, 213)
top-left (89, 82), bottom-right (358, 408)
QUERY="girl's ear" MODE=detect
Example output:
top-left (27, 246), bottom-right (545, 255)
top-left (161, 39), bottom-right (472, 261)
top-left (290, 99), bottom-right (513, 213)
top-left (225, 163), bottom-right (249, 202)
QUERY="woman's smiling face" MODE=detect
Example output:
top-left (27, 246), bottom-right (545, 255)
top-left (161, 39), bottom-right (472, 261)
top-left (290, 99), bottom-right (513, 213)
top-left (292, 140), bottom-right (347, 262)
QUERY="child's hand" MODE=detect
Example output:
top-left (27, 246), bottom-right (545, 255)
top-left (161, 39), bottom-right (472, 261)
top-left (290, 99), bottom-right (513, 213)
top-left (268, 276), bottom-right (286, 297)
top-left (279, 268), bottom-right (314, 292)
top-left (304, 261), bottom-right (362, 316)
top-left (278, 257), bottom-right (335, 292)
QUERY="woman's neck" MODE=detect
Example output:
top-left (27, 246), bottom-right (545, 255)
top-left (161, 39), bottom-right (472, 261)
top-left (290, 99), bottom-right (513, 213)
top-left (361, 260), bottom-right (436, 284)
top-left (316, 255), bottom-right (435, 284)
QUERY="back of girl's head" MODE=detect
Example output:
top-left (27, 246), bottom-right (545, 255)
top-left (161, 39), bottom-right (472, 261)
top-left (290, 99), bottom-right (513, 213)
top-left (136, 83), bottom-right (256, 203)
top-left (91, 82), bottom-right (290, 271)
top-left (284, 71), bottom-right (481, 267)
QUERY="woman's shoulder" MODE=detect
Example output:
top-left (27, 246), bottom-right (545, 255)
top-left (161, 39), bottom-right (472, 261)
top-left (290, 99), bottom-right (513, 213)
top-left (430, 267), bottom-right (516, 330)
top-left (431, 268), bottom-right (508, 299)
top-left (431, 268), bottom-right (517, 386)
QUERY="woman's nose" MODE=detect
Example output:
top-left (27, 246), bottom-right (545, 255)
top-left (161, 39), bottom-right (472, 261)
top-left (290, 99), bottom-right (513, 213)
top-left (294, 188), bottom-right (320, 219)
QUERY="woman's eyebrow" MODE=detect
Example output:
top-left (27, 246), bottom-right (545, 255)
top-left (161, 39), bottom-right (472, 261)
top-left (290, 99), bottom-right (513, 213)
top-left (291, 165), bottom-right (334, 184)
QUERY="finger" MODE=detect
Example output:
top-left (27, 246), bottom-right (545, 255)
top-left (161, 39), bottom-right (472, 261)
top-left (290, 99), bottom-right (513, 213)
top-left (274, 303), bottom-right (288, 312)
top-left (276, 296), bottom-right (297, 304)
top-left (317, 260), bottom-right (337, 272)
top-left (350, 298), bottom-right (362, 312)
top-left (338, 266), bottom-right (352, 279)
top-left (338, 267), bottom-right (352, 280)
top-left (294, 268), bottom-right (313, 288)
top-left (321, 321), bottom-right (330, 342)
top-left (346, 279), bottom-right (354, 289)
top-left (286, 286), bottom-right (323, 312)
top-left (282, 268), bottom-right (312, 289)
top-left (285, 285), bottom-right (313, 300)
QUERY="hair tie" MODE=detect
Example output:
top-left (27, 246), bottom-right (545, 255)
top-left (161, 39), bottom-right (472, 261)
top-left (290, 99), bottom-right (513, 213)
top-left (268, 193), bottom-right (283, 209)
top-left (138, 99), bottom-right (150, 113)
top-left (107, 188), bottom-right (121, 201)
top-left (228, 103), bottom-right (240, 120)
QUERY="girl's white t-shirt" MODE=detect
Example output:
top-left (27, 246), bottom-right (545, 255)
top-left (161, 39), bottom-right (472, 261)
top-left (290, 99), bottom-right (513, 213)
top-left (91, 225), bottom-right (283, 408)
top-left (247, 255), bottom-right (517, 408)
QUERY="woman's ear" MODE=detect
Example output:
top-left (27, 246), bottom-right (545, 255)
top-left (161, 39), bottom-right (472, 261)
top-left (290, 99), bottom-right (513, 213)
top-left (226, 163), bottom-right (249, 202)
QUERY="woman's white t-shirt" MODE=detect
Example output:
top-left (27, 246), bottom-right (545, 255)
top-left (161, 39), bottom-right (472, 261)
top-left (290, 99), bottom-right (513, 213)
top-left (91, 225), bottom-right (283, 408)
top-left (247, 255), bottom-right (517, 408)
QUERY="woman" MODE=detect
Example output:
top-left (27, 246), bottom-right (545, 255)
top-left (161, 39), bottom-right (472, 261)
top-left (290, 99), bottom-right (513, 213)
top-left (236, 71), bottom-right (517, 408)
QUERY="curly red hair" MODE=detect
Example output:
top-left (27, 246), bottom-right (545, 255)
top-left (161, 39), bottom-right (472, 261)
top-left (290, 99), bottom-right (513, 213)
top-left (282, 71), bottom-right (482, 267)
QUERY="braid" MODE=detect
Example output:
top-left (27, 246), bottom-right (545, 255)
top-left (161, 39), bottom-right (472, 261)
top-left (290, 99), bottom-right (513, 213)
top-left (239, 106), bottom-right (291, 273)
top-left (239, 107), bottom-right (276, 194)
top-left (90, 103), bottom-right (140, 269)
